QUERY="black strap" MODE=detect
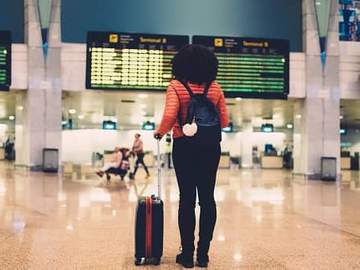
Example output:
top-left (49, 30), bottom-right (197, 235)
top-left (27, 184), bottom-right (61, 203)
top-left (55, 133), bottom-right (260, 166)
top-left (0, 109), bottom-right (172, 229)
top-left (180, 80), bottom-right (212, 97)
top-left (179, 80), bottom-right (194, 97)
top-left (204, 82), bottom-right (212, 96)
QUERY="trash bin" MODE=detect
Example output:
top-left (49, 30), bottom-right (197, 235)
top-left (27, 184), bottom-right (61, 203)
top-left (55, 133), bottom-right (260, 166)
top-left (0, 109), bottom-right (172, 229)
top-left (43, 148), bottom-right (59, 173)
top-left (321, 157), bottom-right (336, 181)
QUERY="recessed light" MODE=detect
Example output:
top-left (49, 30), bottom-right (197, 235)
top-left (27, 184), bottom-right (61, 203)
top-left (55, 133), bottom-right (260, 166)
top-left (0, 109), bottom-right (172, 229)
top-left (235, 97), bottom-right (242, 101)
top-left (339, 115), bottom-right (343, 120)
top-left (233, 253), bottom-right (243, 262)
top-left (8, 115), bottom-right (15, 121)
top-left (68, 109), bottom-right (76, 114)
top-left (217, 235), bottom-right (226, 241)
top-left (295, 114), bottom-right (302, 119)
top-left (16, 106), bottom-right (24, 111)
top-left (287, 123), bottom-right (293, 129)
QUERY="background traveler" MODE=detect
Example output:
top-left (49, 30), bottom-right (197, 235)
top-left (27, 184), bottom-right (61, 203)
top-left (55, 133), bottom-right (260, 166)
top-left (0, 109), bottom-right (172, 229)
top-left (130, 133), bottom-right (150, 179)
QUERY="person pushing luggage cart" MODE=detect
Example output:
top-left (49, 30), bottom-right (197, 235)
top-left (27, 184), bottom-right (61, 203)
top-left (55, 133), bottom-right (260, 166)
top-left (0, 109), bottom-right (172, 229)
top-left (130, 133), bottom-right (150, 180)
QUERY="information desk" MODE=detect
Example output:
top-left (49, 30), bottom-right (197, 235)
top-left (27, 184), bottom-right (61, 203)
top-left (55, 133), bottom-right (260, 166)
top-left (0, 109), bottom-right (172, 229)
top-left (0, 31), bottom-right (11, 91)
top-left (0, 147), bottom-right (4, 160)
top-left (261, 154), bottom-right (283, 169)
top-left (341, 157), bottom-right (351, 170)
top-left (219, 152), bottom-right (230, 168)
top-left (86, 32), bottom-right (189, 90)
top-left (144, 151), bottom-right (155, 168)
top-left (193, 36), bottom-right (289, 99)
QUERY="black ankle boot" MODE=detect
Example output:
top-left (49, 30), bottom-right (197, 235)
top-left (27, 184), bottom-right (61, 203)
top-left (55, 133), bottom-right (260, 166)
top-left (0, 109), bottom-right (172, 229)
top-left (176, 253), bottom-right (194, 268)
top-left (196, 254), bottom-right (209, 268)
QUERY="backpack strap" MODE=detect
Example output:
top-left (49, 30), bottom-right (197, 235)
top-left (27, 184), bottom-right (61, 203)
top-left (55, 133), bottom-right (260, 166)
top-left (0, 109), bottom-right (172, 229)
top-left (180, 80), bottom-right (212, 97)
top-left (179, 80), bottom-right (194, 97)
top-left (204, 81), bottom-right (212, 97)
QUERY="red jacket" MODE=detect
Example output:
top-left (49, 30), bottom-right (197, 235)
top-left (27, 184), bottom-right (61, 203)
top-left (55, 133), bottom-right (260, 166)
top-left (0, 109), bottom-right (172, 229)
top-left (157, 80), bottom-right (229, 138)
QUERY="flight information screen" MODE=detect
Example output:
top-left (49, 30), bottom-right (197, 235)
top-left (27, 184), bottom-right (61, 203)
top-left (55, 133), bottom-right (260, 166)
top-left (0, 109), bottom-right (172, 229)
top-left (0, 31), bottom-right (11, 91)
top-left (86, 32), bottom-right (189, 90)
top-left (193, 36), bottom-right (290, 99)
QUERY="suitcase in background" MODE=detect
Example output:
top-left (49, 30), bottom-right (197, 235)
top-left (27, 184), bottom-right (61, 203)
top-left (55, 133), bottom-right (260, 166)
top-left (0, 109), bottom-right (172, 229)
top-left (134, 138), bottom-right (163, 266)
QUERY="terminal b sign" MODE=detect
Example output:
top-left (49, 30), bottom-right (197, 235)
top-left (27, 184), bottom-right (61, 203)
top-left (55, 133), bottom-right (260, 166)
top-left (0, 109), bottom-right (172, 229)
top-left (0, 31), bottom-right (11, 91)
top-left (193, 35), bottom-right (290, 100)
top-left (86, 31), bottom-right (189, 91)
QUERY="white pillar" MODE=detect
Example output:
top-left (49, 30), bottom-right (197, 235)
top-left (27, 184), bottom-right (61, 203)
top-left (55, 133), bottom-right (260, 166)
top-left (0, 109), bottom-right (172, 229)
top-left (293, 0), bottom-right (340, 178)
top-left (45, 0), bottom-right (62, 161)
top-left (15, 0), bottom-right (62, 169)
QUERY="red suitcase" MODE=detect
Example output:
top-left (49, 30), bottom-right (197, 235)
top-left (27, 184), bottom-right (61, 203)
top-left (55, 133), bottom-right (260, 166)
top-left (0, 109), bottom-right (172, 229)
top-left (134, 139), bottom-right (164, 266)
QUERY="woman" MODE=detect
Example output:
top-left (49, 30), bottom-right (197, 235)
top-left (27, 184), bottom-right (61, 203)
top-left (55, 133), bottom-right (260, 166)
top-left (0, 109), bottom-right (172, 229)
top-left (154, 45), bottom-right (229, 268)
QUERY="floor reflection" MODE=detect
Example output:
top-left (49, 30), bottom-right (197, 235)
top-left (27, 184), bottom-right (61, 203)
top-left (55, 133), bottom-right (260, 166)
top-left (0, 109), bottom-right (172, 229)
top-left (0, 163), bottom-right (360, 269)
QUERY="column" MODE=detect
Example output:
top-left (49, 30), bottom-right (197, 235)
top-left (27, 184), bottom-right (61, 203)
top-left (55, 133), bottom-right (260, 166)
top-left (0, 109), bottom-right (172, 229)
top-left (293, 0), bottom-right (340, 178)
top-left (15, 0), bottom-right (62, 169)
top-left (46, 0), bottom-right (62, 161)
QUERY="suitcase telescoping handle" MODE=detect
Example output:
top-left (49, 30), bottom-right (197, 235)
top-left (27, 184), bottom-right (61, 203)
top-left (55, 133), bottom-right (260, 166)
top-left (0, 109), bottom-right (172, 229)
top-left (156, 137), bottom-right (162, 199)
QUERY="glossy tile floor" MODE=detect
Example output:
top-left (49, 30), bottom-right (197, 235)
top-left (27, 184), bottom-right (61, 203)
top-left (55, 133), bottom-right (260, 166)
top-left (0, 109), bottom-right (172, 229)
top-left (1, 163), bottom-right (360, 269)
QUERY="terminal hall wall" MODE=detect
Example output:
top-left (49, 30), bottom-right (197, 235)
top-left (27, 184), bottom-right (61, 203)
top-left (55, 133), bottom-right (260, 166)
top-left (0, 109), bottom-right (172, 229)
top-left (0, 0), bottom-right (24, 43)
top-left (340, 42), bottom-right (360, 99)
top-left (61, 0), bottom-right (303, 52)
top-left (341, 129), bottom-right (360, 155)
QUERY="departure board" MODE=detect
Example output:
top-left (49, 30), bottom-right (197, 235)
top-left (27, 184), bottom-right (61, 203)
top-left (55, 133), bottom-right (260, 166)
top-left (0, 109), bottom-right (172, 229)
top-left (86, 32), bottom-right (189, 90)
top-left (0, 31), bottom-right (11, 91)
top-left (193, 36), bottom-right (290, 99)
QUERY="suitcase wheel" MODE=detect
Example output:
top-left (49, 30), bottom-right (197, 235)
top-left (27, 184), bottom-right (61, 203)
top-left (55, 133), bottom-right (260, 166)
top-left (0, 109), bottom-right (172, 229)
top-left (134, 257), bottom-right (143, 266)
top-left (152, 257), bottom-right (161, 266)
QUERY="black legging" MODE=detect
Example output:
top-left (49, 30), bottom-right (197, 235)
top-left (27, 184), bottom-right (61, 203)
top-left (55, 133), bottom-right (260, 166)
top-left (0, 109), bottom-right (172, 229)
top-left (132, 152), bottom-right (150, 176)
top-left (172, 137), bottom-right (221, 256)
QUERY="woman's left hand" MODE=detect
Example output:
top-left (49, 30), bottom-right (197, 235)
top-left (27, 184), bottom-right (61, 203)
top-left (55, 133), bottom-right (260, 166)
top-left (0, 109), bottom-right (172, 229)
top-left (153, 132), bottom-right (163, 140)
